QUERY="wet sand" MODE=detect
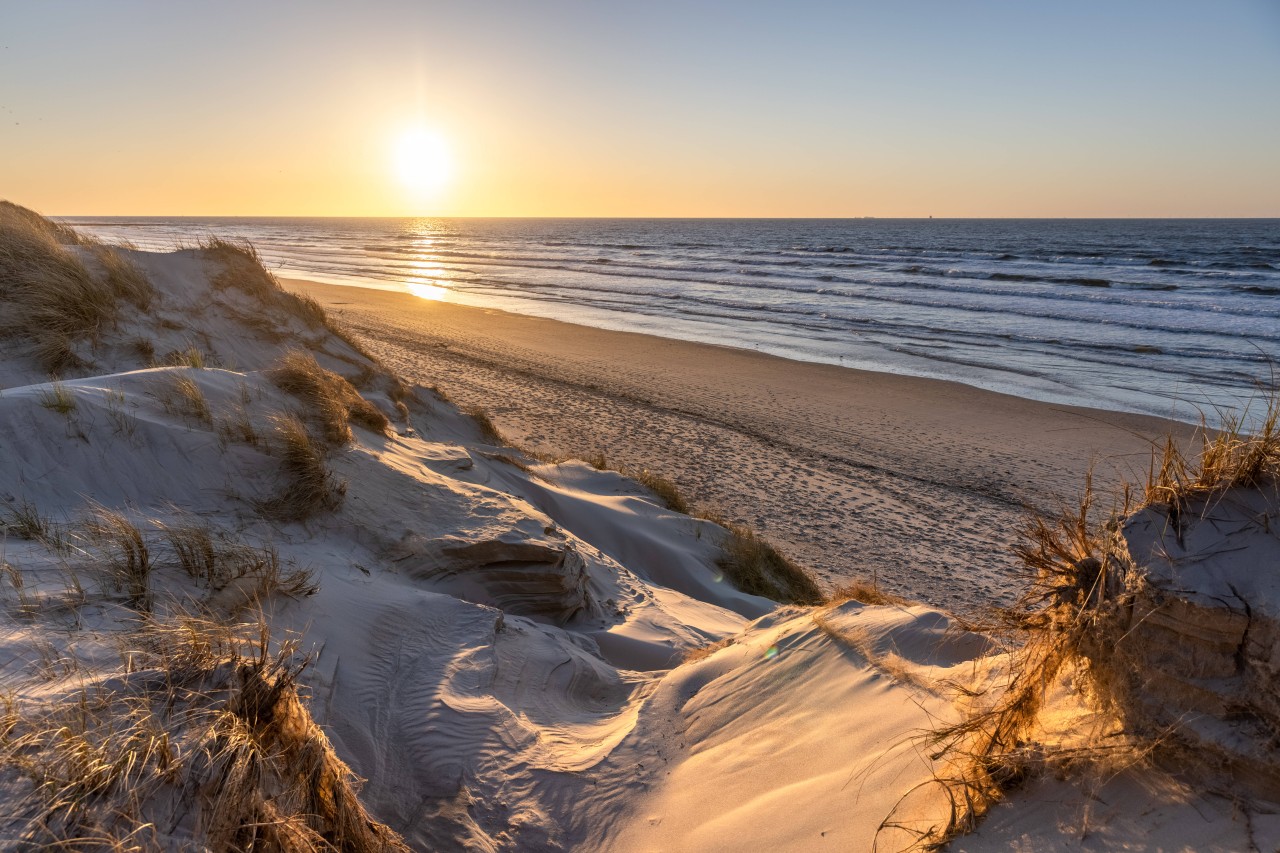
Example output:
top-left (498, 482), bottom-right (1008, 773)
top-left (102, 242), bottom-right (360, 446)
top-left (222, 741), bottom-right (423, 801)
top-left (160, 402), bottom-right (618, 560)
top-left (285, 278), bottom-right (1190, 611)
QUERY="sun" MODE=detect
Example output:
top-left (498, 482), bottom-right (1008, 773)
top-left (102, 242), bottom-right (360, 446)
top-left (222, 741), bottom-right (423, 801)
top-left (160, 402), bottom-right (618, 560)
top-left (394, 128), bottom-right (452, 192)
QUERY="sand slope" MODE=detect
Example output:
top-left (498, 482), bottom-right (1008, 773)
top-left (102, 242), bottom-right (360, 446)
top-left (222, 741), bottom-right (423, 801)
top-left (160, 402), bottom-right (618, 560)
top-left (0, 234), bottom-right (1266, 850)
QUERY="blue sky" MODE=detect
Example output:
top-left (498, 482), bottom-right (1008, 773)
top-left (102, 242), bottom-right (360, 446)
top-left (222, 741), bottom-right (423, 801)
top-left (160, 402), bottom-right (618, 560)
top-left (1, 0), bottom-right (1277, 215)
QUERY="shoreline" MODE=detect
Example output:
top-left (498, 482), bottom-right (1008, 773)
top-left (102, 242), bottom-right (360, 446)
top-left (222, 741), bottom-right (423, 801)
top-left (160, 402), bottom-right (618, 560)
top-left (284, 277), bottom-right (1192, 609)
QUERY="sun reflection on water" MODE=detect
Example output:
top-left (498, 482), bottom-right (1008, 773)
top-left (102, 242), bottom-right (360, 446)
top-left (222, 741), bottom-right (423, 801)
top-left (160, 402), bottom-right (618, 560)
top-left (408, 281), bottom-right (448, 301)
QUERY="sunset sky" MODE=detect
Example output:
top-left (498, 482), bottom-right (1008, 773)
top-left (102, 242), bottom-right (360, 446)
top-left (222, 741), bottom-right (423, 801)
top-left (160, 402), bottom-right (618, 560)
top-left (2, 0), bottom-right (1278, 217)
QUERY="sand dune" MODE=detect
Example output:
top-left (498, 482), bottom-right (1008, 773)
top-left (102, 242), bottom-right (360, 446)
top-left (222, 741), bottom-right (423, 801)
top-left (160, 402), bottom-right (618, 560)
top-left (0, 207), bottom-right (1273, 850)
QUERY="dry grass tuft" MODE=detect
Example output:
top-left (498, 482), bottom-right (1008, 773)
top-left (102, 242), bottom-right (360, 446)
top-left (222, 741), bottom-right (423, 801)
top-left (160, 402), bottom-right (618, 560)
top-left (0, 615), bottom-right (409, 850)
top-left (270, 349), bottom-right (389, 444)
top-left (1, 501), bottom-right (64, 547)
top-left (1145, 391), bottom-right (1280, 508)
top-left (37, 381), bottom-right (76, 416)
top-left (202, 239), bottom-right (367, 344)
top-left (166, 374), bottom-right (213, 425)
top-left (164, 345), bottom-right (208, 369)
top-left (85, 506), bottom-right (154, 611)
top-left (217, 401), bottom-right (262, 447)
top-left (700, 512), bottom-right (825, 605)
top-left (682, 636), bottom-right (736, 663)
top-left (157, 520), bottom-right (317, 608)
top-left (876, 392), bottom-right (1280, 850)
top-left (257, 413), bottom-right (346, 522)
top-left (463, 404), bottom-right (506, 445)
top-left (93, 244), bottom-right (154, 310)
top-left (0, 202), bottom-right (116, 374)
top-left (632, 468), bottom-right (690, 514)
top-left (829, 580), bottom-right (915, 608)
top-left (202, 238), bottom-right (279, 298)
top-left (129, 336), bottom-right (156, 364)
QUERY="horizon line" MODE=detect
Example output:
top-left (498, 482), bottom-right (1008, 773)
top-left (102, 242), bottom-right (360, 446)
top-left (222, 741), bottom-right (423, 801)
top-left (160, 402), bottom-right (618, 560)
top-left (52, 213), bottom-right (1280, 221)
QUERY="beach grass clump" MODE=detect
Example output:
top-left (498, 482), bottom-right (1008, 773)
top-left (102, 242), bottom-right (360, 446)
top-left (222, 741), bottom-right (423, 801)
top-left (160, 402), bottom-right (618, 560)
top-left (168, 374), bottom-right (213, 425)
top-left (881, 392), bottom-right (1280, 850)
top-left (0, 201), bottom-right (116, 374)
top-left (157, 520), bottom-right (317, 607)
top-left (1144, 392), bottom-right (1280, 508)
top-left (92, 243), bottom-right (155, 310)
top-left (701, 512), bottom-right (824, 605)
top-left (85, 506), bottom-right (154, 611)
top-left (165, 345), bottom-right (208, 369)
top-left (1, 501), bottom-right (64, 547)
top-left (270, 349), bottom-right (389, 444)
top-left (201, 237), bottom-right (371, 347)
top-left (632, 468), bottom-right (690, 514)
top-left (463, 404), bottom-right (506, 445)
top-left (0, 615), bottom-right (409, 851)
top-left (682, 636), bottom-right (736, 664)
top-left (828, 580), bottom-right (914, 608)
top-left (878, 472), bottom-right (1136, 849)
top-left (257, 412), bottom-right (346, 522)
top-left (37, 381), bottom-right (76, 416)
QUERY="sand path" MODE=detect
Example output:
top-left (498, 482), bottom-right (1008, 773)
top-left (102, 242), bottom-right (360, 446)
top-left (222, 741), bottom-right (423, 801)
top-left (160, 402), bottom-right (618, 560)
top-left (285, 279), bottom-right (1189, 612)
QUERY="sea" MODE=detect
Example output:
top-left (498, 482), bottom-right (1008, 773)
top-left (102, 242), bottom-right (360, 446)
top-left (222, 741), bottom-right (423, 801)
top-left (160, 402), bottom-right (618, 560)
top-left (63, 217), bottom-right (1280, 426)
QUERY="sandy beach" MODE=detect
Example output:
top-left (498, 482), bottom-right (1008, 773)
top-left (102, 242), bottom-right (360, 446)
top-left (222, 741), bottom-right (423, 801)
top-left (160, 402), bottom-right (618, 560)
top-left (285, 278), bottom-right (1190, 611)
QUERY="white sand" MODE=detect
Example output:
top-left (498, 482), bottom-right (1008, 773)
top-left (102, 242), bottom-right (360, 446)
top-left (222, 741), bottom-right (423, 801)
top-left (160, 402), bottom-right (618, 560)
top-left (0, 245), bottom-right (1264, 850)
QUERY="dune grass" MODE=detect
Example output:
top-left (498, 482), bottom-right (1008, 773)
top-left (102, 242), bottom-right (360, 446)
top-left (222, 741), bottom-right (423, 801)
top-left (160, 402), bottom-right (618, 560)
top-left (883, 392), bottom-right (1280, 849)
top-left (0, 202), bottom-right (162, 375)
top-left (164, 345), bottom-right (208, 369)
top-left (270, 349), bottom-right (390, 444)
top-left (0, 501), bottom-right (64, 548)
top-left (156, 520), bottom-right (317, 607)
top-left (92, 243), bottom-right (155, 310)
top-left (0, 615), bottom-right (409, 850)
top-left (85, 506), bottom-right (153, 612)
top-left (707, 514), bottom-right (825, 605)
top-left (828, 580), bottom-right (914, 608)
top-left (257, 412), bottom-right (347, 522)
top-left (202, 239), bottom-right (381, 367)
top-left (37, 381), bottom-right (76, 416)
top-left (166, 374), bottom-right (213, 425)
top-left (463, 404), bottom-right (506, 445)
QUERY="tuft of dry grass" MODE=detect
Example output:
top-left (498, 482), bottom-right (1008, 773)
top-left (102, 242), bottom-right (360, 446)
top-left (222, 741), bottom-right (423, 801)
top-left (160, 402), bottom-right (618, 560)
top-left (632, 468), bottom-right (690, 514)
top-left (257, 413), bottom-right (346, 522)
top-left (164, 345), bottom-right (208, 369)
top-left (1, 501), bottom-right (65, 548)
top-left (700, 511), bottom-right (825, 605)
top-left (37, 381), bottom-right (76, 416)
top-left (875, 391), bottom-right (1280, 850)
top-left (1145, 391), bottom-right (1280, 508)
top-left (156, 520), bottom-right (317, 608)
top-left (170, 374), bottom-right (212, 424)
top-left (463, 404), bottom-right (506, 445)
top-left (93, 244), bottom-right (154, 310)
top-left (270, 349), bottom-right (389, 444)
top-left (829, 580), bottom-right (914, 608)
top-left (682, 636), bottom-right (736, 663)
top-left (216, 401), bottom-right (262, 447)
top-left (0, 615), bottom-right (409, 850)
top-left (130, 336), bottom-right (156, 364)
top-left (0, 201), bottom-right (116, 374)
top-left (85, 506), bottom-right (154, 611)
top-left (202, 239), bottom-right (374, 351)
